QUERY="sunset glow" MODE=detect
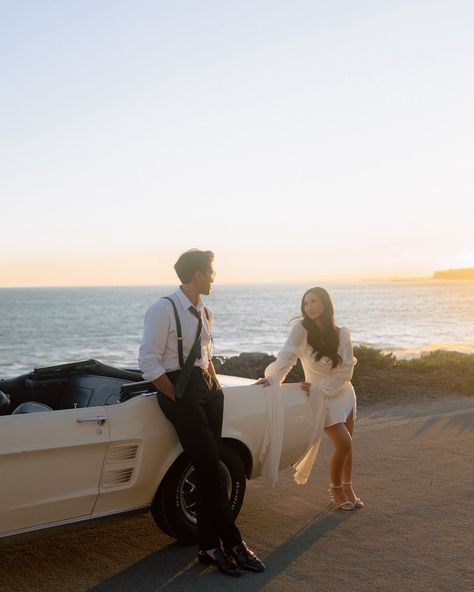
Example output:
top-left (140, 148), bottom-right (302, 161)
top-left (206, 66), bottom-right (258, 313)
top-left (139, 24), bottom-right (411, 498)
top-left (1, 2), bottom-right (472, 287)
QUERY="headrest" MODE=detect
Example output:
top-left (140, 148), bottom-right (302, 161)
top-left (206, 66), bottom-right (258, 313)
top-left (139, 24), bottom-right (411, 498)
top-left (12, 401), bottom-right (52, 414)
top-left (0, 391), bottom-right (10, 415)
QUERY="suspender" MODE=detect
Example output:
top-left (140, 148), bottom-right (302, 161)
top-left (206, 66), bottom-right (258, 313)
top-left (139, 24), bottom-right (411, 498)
top-left (163, 296), bottom-right (209, 370)
top-left (163, 297), bottom-right (184, 368)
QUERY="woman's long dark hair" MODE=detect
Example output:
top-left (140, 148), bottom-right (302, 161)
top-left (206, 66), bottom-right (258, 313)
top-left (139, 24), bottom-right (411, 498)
top-left (301, 287), bottom-right (341, 368)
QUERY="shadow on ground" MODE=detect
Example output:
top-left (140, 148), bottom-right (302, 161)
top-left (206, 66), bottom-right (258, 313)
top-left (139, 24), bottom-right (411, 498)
top-left (89, 508), bottom-right (354, 592)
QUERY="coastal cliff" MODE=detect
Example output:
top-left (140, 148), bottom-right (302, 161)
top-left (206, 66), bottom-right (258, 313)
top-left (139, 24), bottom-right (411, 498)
top-left (433, 267), bottom-right (474, 280)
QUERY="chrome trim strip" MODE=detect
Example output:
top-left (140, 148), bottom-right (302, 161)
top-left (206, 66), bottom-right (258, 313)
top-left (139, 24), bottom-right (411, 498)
top-left (0, 506), bottom-right (150, 546)
top-left (76, 416), bottom-right (108, 425)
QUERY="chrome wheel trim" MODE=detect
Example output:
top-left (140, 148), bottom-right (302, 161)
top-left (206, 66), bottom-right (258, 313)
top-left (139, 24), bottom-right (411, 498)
top-left (179, 462), bottom-right (231, 524)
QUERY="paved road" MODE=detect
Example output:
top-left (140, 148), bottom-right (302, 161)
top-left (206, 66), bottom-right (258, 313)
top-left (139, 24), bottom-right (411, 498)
top-left (3, 396), bottom-right (474, 592)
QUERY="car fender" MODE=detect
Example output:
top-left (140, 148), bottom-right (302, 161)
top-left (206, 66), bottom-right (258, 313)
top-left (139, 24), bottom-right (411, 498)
top-left (221, 430), bottom-right (257, 478)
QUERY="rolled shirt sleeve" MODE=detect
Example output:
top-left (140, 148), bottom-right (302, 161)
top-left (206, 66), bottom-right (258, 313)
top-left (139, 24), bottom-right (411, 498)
top-left (138, 300), bottom-right (171, 382)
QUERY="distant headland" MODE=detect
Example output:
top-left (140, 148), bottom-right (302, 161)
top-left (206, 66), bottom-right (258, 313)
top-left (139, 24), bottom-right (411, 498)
top-left (433, 267), bottom-right (474, 280)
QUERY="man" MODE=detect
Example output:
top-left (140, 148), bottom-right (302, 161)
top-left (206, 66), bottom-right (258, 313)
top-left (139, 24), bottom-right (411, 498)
top-left (139, 249), bottom-right (264, 577)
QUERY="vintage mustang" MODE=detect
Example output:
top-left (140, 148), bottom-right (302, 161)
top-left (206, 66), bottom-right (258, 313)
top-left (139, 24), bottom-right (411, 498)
top-left (0, 359), bottom-right (310, 544)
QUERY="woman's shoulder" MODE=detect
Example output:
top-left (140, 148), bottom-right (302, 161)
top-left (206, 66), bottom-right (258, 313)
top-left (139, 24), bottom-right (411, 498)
top-left (276, 320), bottom-right (306, 356)
top-left (284, 319), bottom-right (307, 345)
top-left (338, 325), bottom-right (351, 334)
top-left (289, 319), bottom-right (306, 335)
top-left (337, 326), bottom-right (352, 340)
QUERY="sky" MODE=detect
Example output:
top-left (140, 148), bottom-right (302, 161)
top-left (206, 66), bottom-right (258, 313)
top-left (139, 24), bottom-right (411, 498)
top-left (1, 0), bottom-right (473, 286)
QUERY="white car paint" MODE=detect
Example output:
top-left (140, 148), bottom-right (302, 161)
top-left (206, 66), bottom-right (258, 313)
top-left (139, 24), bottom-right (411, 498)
top-left (0, 375), bottom-right (310, 542)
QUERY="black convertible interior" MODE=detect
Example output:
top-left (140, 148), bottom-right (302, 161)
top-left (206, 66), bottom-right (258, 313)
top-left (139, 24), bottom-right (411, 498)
top-left (0, 359), bottom-right (146, 415)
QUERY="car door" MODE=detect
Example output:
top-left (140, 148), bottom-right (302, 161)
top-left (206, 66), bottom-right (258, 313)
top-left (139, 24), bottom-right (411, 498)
top-left (0, 406), bottom-right (110, 536)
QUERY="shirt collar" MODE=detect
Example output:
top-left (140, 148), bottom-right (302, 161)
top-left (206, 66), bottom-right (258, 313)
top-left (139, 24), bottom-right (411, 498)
top-left (175, 287), bottom-right (204, 312)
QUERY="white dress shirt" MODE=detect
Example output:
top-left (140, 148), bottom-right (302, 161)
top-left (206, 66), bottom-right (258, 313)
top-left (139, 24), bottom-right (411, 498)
top-left (138, 287), bottom-right (214, 382)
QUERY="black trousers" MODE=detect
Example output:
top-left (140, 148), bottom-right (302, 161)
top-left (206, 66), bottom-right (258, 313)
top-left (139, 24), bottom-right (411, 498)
top-left (158, 367), bottom-right (242, 551)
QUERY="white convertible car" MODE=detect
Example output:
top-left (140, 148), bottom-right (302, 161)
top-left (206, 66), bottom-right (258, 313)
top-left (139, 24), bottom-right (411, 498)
top-left (0, 360), bottom-right (310, 545)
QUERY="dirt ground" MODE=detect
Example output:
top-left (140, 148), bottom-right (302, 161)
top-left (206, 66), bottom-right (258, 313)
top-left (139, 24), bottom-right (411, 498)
top-left (2, 395), bottom-right (474, 592)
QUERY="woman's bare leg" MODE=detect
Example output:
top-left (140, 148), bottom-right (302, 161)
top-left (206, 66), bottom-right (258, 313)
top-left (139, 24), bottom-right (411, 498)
top-left (341, 411), bottom-right (363, 505)
top-left (342, 411), bottom-right (354, 484)
top-left (324, 422), bottom-right (352, 506)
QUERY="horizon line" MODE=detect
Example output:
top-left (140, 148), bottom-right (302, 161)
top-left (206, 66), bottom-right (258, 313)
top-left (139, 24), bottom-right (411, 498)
top-left (0, 276), bottom-right (437, 289)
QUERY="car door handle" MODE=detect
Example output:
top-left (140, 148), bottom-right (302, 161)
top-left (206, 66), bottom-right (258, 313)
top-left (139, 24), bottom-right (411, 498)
top-left (77, 416), bottom-right (108, 426)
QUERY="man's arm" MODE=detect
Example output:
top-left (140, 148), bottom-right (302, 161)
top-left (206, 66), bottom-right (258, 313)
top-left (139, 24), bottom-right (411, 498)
top-left (139, 300), bottom-right (174, 400)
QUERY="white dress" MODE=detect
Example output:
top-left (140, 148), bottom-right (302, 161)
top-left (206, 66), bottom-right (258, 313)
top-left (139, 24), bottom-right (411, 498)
top-left (259, 322), bottom-right (357, 486)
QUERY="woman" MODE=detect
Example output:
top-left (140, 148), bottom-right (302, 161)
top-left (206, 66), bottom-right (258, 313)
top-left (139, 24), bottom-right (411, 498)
top-left (256, 287), bottom-right (363, 510)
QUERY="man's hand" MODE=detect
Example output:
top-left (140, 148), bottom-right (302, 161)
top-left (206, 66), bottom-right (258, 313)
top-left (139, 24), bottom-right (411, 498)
top-left (153, 375), bottom-right (176, 402)
top-left (255, 378), bottom-right (271, 387)
top-left (163, 390), bottom-right (176, 402)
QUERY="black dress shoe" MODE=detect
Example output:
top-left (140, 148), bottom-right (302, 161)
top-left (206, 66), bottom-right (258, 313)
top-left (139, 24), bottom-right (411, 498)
top-left (198, 548), bottom-right (243, 577)
top-left (226, 542), bottom-right (265, 572)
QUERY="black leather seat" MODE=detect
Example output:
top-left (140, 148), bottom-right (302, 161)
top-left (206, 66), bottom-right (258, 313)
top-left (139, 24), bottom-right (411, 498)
top-left (58, 375), bottom-right (132, 409)
top-left (12, 401), bottom-right (53, 414)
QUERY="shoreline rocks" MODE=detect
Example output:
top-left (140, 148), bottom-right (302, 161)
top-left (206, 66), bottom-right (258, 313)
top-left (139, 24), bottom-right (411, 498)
top-left (213, 347), bottom-right (474, 405)
top-left (213, 352), bottom-right (303, 382)
top-left (212, 353), bottom-right (276, 380)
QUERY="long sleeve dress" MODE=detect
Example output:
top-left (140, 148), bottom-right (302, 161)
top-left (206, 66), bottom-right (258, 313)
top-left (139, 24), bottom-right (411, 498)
top-left (259, 321), bottom-right (357, 486)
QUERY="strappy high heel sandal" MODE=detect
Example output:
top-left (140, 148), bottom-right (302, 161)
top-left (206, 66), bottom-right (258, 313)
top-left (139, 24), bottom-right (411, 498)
top-left (328, 484), bottom-right (355, 511)
top-left (342, 481), bottom-right (364, 508)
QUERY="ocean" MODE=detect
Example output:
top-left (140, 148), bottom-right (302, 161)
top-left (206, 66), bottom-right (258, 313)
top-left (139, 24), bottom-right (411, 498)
top-left (0, 281), bottom-right (473, 377)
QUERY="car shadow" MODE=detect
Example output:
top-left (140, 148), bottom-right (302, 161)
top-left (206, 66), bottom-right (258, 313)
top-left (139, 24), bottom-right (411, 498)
top-left (89, 507), bottom-right (355, 592)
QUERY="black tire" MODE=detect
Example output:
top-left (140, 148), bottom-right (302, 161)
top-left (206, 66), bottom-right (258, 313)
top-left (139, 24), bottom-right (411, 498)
top-left (151, 443), bottom-right (246, 544)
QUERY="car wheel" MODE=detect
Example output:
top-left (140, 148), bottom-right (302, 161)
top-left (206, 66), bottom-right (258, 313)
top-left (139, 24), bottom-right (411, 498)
top-left (151, 443), bottom-right (246, 544)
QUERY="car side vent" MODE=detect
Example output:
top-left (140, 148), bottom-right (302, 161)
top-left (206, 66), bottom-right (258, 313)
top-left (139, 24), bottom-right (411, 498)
top-left (102, 468), bottom-right (134, 487)
top-left (107, 445), bottom-right (139, 462)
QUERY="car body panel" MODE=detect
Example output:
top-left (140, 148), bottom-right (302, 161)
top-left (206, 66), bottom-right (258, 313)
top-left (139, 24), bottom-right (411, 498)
top-left (92, 394), bottom-right (181, 515)
top-left (0, 408), bottom-right (109, 534)
top-left (0, 372), bottom-right (311, 541)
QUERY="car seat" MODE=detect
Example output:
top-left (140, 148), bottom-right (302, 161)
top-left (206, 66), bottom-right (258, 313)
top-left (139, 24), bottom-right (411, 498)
top-left (0, 390), bottom-right (10, 415)
top-left (12, 401), bottom-right (53, 414)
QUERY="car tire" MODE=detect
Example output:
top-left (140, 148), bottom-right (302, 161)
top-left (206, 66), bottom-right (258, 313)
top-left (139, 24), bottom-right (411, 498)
top-left (151, 443), bottom-right (246, 544)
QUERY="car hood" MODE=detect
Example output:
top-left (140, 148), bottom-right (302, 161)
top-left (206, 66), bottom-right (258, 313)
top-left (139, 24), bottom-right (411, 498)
top-left (216, 374), bottom-right (256, 387)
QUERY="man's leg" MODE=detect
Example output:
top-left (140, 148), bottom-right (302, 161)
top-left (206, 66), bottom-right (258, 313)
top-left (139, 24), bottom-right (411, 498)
top-left (158, 371), bottom-right (240, 550)
top-left (203, 376), bottom-right (242, 548)
top-left (203, 374), bottom-right (265, 572)
top-left (158, 371), bottom-right (264, 572)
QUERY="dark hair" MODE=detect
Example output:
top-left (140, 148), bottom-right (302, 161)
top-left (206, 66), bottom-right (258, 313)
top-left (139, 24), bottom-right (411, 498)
top-left (301, 287), bottom-right (341, 368)
top-left (174, 249), bottom-right (214, 283)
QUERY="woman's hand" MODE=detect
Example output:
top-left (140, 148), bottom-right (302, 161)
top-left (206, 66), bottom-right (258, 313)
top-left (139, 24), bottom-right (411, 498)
top-left (255, 378), bottom-right (271, 387)
top-left (300, 382), bottom-right (311, 395)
